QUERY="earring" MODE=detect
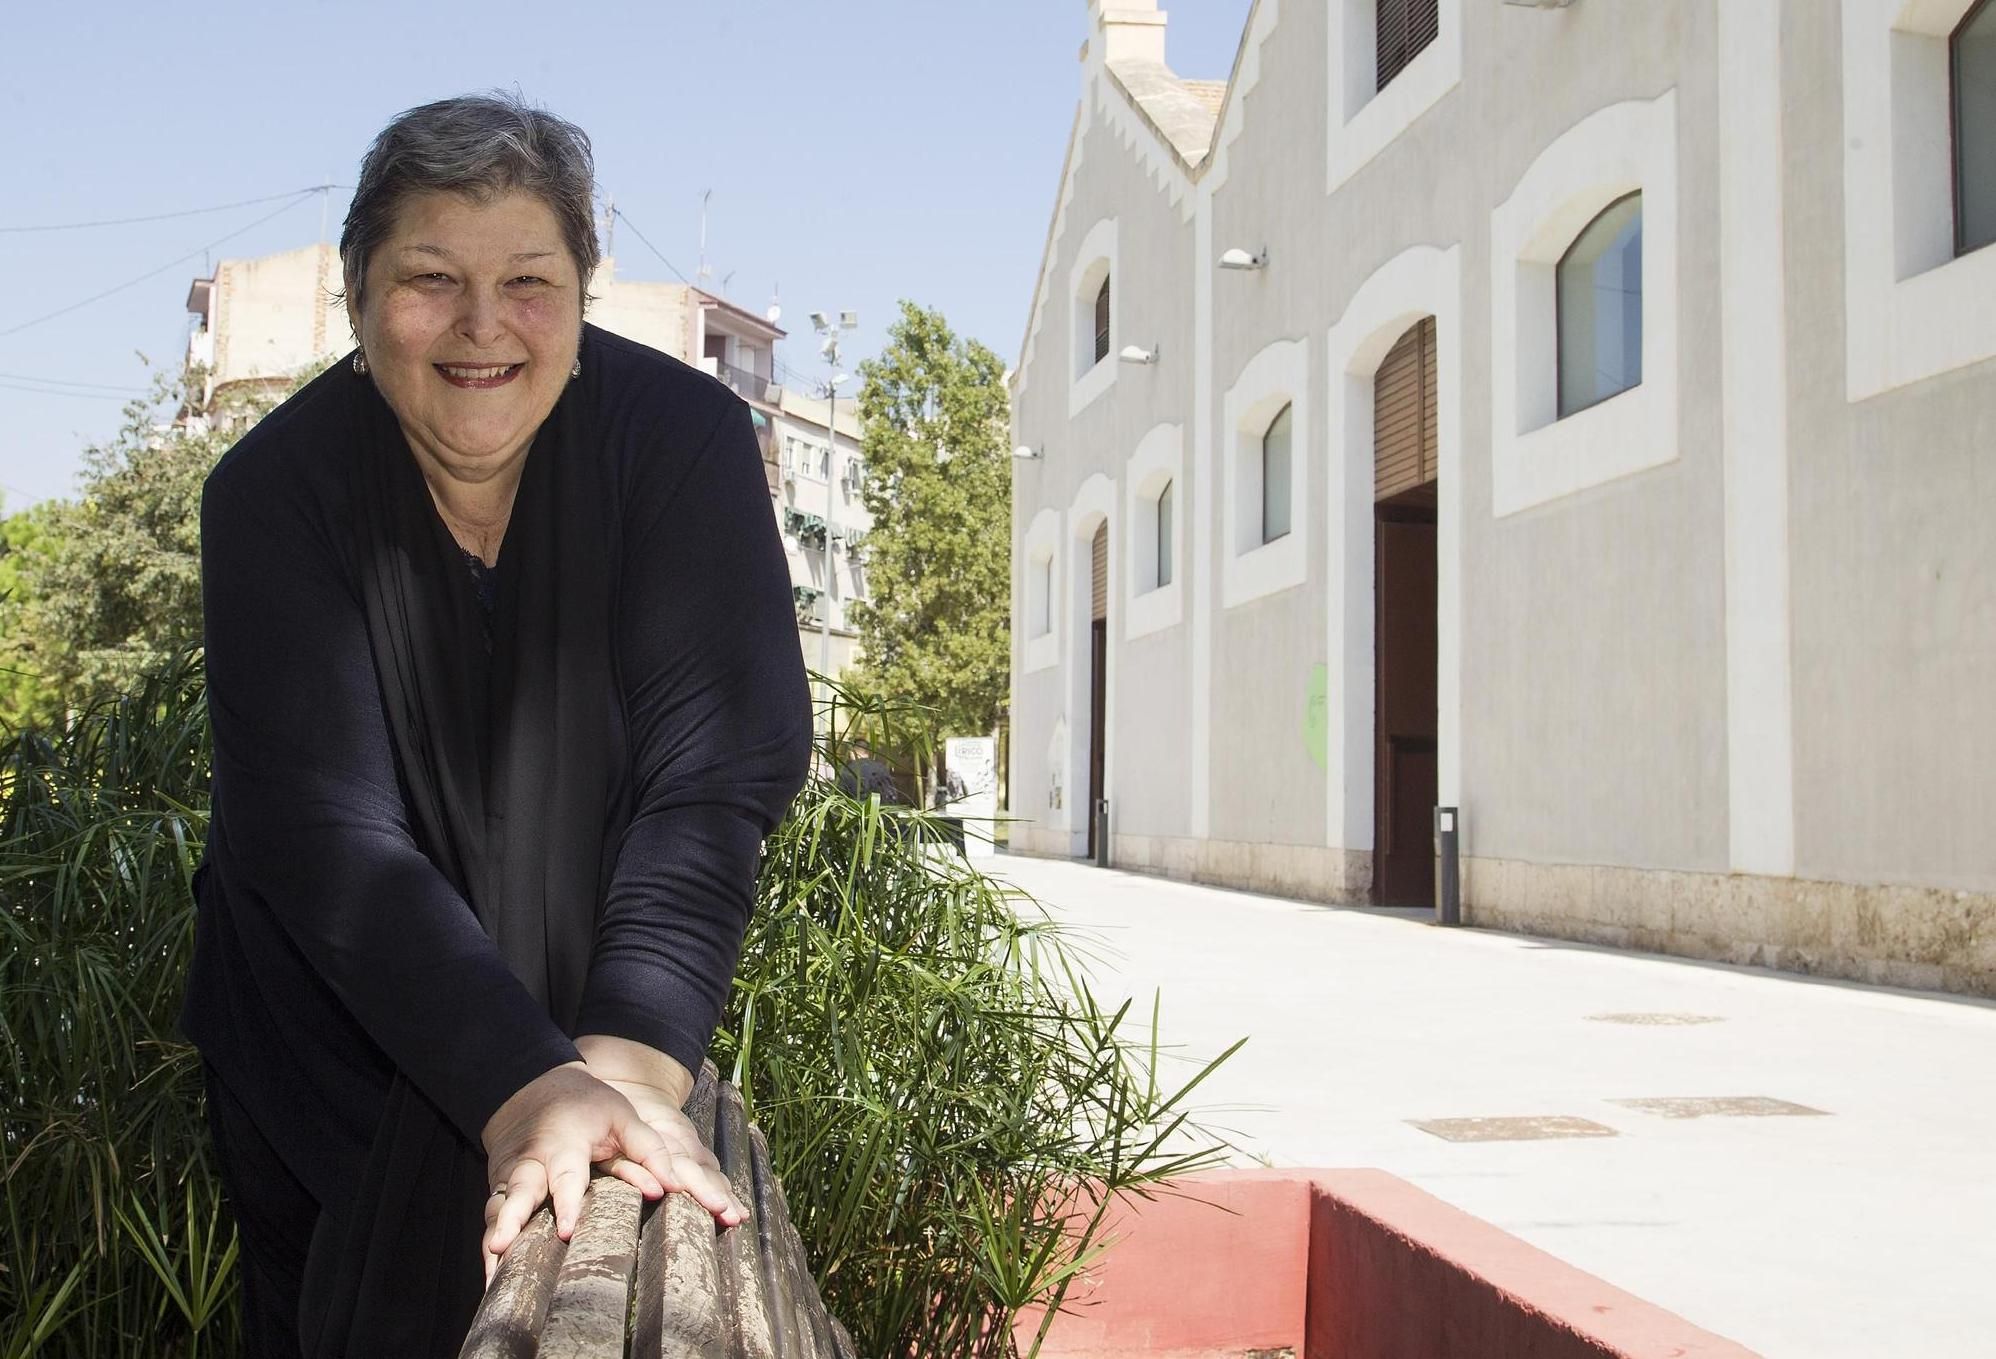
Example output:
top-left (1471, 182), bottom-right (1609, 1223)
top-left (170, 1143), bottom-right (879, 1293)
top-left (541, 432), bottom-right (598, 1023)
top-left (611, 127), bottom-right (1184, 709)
top-left (352, 350), bottom-right (368, 376)
top-left (570, 356), bottom-right (581, 380)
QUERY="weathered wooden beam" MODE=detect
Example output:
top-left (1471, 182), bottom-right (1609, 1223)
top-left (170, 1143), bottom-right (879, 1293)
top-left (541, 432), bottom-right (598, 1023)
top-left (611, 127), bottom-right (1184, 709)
top-left (459, 1210), bottom-right (565, 1359)
top-left (538, 1177), bottom-right (644, 1357)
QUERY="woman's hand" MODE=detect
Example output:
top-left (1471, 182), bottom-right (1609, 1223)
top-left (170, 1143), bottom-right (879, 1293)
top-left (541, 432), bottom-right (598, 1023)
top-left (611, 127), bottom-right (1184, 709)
top-left (597, 1076), bottom-right (745, 1225)
top-left (479, 1061), bottom-right (674, 1283)
top-left (575, 1034), bottom-right (746, 1229)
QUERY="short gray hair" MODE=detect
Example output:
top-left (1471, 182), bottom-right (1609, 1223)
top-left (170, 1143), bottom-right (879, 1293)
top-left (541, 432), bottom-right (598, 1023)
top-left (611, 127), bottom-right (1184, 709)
top-left (340, 92), bottom-right (599, 315)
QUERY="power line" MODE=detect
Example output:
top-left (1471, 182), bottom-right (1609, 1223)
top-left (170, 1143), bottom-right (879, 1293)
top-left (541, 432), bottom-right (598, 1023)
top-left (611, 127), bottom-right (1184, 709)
top-left (0, 378), bottom-right (133, 401)
top-left (0, 371), bottom-right (148, 392)
top-left (0, 191), bottom-right (316, 340)
top-left (0, 185), bottom-right (349, 234)
top-left (609, 207), bottom-right (695, 287)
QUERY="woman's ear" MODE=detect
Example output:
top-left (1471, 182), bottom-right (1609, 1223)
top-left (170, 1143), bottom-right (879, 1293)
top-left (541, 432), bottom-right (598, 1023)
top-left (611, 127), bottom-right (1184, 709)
top-left (341, 266), bottom-right (364, 346)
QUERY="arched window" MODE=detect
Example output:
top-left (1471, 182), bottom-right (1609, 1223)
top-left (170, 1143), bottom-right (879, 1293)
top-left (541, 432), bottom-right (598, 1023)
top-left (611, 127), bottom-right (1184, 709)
top-left (1155, 480), bottom-right (1174, 589)
top-left (1556, 192), bottom-right (1643, 418)
top-left (1956, 0), bottom-right (1996, 255)
top-left (1261, 404), bottom-right (1293, 544)
top-left (1094, 276), bottom-right (1112, 365)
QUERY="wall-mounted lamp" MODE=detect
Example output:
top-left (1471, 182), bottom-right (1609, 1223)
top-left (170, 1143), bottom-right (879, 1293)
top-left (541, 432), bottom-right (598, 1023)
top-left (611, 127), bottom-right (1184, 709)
top-left (1218, 246), bottom-right (1268, 270)
top-left (1012, 445), bottom-right (1044, 461)
top-left (1118, 344), bottom-right (1158, 365)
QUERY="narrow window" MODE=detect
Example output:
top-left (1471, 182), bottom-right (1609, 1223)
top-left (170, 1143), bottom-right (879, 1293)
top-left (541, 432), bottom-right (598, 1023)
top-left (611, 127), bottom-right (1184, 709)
top-left (1956, 0), bottom-right (1996, 255)
top-left (1376, 0), bottom-right (1440, 93)
top-left (1094, 276), bottom-right (1112, 365)
top-left (1261, 404), bottom-right (1293, 545)
top-left (1032, 556), bottom-right (1053, 637)
top-left (1156, 480), bottom-right (1174, 589)
top-left (1556, 192), bottom-right (1643, 418)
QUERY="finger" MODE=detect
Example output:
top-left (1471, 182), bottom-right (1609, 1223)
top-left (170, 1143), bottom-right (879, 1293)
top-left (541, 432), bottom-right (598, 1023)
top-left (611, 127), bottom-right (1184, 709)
top-left (641, 1144), bottom-right (747, 1224)
top-left (485, 1160), bottom-right (547, 1258)
top-left (548, 1155), bottom-right (590, 1239)
top-left (615, 1114), bottom-right (743, 1220)
top-left (601, 1154), bottom-right (665, 1198)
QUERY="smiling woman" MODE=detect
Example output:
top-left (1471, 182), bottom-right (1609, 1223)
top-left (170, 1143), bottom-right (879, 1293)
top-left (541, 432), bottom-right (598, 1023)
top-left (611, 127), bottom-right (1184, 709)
top-left (180, 93), bottom-right (813, 1358)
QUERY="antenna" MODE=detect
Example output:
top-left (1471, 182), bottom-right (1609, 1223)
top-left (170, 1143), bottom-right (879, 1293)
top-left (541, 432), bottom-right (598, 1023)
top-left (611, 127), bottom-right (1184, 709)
top-left (697, 189), bottom-right (712, 284)
top-left (603, 194), bottom-right (615, 261)
top-left (766, 282), bottom-right (782, 326)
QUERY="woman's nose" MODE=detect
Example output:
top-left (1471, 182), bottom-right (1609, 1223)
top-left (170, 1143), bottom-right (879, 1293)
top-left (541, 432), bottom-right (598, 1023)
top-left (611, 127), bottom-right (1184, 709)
top-left (455, 290), bottom-right (507, 348)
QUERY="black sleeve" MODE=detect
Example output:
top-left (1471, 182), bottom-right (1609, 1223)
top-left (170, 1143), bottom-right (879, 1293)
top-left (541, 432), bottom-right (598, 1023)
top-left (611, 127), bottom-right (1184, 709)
top-left (201, 472), bottom-right (582, 1145)
top-left (571, 398), bottom-right (813, 1073)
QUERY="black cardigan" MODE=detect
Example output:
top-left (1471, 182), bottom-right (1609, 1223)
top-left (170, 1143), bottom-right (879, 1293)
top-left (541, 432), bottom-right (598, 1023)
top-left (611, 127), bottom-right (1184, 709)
top-left (181, 328), bottom-right (812, 1217)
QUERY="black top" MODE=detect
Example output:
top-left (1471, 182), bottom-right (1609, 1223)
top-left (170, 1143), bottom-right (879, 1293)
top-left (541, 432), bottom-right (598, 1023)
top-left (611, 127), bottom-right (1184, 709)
top-left (181, 328), bottom-right (813, 1217)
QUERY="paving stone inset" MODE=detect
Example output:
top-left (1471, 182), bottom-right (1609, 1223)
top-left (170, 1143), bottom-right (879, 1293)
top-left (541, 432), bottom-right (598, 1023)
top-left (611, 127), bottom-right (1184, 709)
top-left (1408, 1115), bottom-right (1620, 1143)
top-left (1608, 1096), bottom-right (1829, 1120)
top-left (1586, 1012), bottom-right (1727, 1026)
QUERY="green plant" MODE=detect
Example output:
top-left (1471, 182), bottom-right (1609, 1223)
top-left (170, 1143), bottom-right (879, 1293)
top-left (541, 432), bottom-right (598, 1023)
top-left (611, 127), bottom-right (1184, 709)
top-left (0, 659), bottom-right (1241, 1357)
top-left (0, 651), bottom-right (230, 1358)
top-left (722, 681), bottom-right (1242, 1357)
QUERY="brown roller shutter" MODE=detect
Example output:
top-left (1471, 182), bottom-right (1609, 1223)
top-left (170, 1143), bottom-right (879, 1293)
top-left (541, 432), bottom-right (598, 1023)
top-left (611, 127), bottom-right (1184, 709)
top-left (1377, 0), bottom-right (1440, 92)
top-left (1090, 524), bottom-right (1108, 621)
top-left (1374, 316), bottom-right (1437, 502)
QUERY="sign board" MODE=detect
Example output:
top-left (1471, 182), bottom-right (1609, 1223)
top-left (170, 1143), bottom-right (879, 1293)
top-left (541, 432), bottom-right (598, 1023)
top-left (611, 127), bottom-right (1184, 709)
top-left (943, 736), bottom-right (999, 858)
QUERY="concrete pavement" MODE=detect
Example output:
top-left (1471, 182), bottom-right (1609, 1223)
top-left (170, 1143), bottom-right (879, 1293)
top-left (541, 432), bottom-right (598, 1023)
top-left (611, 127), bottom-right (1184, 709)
top-left (989, 853), bottom-right (1996, 1359)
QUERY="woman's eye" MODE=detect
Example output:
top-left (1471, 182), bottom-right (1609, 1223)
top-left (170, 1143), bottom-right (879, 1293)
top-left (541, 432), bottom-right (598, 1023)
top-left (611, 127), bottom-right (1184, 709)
top-left (415, 272), bottom-right (452, 285)
top-left (508, 276), bottom-right (548, 287)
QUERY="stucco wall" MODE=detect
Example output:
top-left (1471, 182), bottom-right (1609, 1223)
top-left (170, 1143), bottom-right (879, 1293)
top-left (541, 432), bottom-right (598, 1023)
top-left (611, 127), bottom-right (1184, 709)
top-left (1782, 0), bottom-right (1996, 894)
top-left (1009, 0), bottom-right (1991, 916)
top-left (1011, 68), bottom-right (1199, 850)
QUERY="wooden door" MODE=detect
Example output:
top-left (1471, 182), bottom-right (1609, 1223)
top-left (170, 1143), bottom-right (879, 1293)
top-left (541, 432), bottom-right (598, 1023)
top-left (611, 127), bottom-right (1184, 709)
top-left (1372, 315), bottom-right (1440, 905)
top-left (1374, 508), bottom-right (1437, 904)
top-left (1087, 525), bottom-right (1108, 859)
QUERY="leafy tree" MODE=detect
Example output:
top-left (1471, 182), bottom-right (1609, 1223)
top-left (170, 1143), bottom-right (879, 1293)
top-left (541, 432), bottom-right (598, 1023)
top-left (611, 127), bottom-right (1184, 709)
top-left (847, 302), bottom-right (1011, 799)
top-left (0, 501), bottom-right (63, 725)
top-left (0, 365), bottom-right (321, 729)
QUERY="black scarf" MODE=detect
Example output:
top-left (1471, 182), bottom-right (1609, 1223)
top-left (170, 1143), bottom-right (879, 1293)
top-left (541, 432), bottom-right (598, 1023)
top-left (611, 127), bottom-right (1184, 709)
top-left (300, 354), bottom-right (630, 1355)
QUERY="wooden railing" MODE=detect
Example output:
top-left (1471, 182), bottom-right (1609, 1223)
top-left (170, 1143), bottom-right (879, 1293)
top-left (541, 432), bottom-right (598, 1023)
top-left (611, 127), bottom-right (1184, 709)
top-left (461, 1061), bottom-right (854, 1359)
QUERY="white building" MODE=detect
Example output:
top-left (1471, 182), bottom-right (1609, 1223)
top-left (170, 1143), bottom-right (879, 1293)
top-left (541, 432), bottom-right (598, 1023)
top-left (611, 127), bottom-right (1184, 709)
top-left (183, 245), bottom-right (870, 675)
top-left (1007, 0), bottom-right (1996, 997)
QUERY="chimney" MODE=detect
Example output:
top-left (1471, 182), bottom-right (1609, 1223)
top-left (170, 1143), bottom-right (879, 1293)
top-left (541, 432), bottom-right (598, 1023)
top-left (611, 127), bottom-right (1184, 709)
top-left (1093, 1), bottom-right (1167, 66)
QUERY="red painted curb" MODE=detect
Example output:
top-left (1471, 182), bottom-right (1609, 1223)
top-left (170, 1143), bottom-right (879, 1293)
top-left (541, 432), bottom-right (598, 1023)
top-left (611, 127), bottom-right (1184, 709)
top-left (1015, 1169), bottom-right (1760, 1359)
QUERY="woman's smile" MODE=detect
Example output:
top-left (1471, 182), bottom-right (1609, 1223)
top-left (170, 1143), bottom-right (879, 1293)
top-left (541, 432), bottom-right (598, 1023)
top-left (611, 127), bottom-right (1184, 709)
top-left (435, 361), bottom-right (526, 388)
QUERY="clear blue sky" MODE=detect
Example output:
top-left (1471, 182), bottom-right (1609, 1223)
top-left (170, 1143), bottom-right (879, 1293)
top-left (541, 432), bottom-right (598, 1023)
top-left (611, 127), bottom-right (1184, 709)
top-left (0, 0), bottom-right (1251, 511)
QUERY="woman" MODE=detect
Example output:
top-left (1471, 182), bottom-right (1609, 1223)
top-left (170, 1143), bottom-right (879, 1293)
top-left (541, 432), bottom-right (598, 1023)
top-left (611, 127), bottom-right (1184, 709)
top-left (181, 93), bottom-right (812, 1356)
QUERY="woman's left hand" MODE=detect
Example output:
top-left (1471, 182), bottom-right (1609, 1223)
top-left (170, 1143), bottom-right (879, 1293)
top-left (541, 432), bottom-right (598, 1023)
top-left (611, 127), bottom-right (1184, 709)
top-left (594, 1075), bottom-right (744, 1225)
top-left (573, 1034), bottom-right (746, 1228)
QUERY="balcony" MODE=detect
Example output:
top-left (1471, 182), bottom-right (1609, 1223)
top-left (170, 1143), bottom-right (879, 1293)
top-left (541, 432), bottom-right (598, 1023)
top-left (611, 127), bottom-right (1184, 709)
top-left (714, 357), bottom-right (777, 405)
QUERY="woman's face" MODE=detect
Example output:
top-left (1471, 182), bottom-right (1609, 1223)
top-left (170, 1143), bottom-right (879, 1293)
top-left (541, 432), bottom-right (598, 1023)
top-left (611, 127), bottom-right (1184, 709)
top-left (350, 188), bottom-right (582, 484)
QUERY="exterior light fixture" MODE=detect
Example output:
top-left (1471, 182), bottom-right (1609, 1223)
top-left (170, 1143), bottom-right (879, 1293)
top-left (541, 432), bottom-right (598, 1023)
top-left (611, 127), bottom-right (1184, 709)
top-left (1012, 445), bottom-right (1044, 461)
top-left (1218, 246), bottom-right (1268, 270)
top-left (1119, 344), bottom-right (1158, 364)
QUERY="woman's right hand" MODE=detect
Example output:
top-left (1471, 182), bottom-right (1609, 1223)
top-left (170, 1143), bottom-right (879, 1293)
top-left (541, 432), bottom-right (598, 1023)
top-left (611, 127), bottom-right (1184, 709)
top-left (478, 1061), bottom-right (676, 1281)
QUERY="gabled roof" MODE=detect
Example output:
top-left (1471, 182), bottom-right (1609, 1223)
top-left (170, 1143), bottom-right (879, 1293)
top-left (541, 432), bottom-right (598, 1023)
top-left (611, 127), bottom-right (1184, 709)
top-left (1012, 1), bottom-right (1270, 387)
top-left (1107, 60), bottom-right (1225, 167)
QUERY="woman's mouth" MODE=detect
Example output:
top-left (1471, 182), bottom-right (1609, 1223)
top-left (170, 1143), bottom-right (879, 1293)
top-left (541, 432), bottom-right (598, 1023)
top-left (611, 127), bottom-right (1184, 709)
top-left (434, 362), bottom-right (524, 389)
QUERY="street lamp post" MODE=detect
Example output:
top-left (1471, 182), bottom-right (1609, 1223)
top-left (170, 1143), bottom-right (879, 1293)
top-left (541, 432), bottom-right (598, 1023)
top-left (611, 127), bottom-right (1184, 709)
top-left (809, 310), bottom-right (858, 675)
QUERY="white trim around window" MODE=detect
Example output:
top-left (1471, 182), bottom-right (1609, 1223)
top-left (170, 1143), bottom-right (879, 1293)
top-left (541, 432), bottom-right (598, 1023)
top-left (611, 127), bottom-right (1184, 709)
top-left (1123, 422), bottom-right (1184, 640)
top-left (1222, 336), bottom-right (1310, 608)
top-left (1489, 90), bottom-right (1680, 518)
top-left (1326, 0), bottom-right (1463, 195)
top-left (1022, 508), bottom-right (1061, 673)
top-left (1068, 217), bottom-right (1119, 417)
top-left (1841, 0), bottom-right (1996, 400)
